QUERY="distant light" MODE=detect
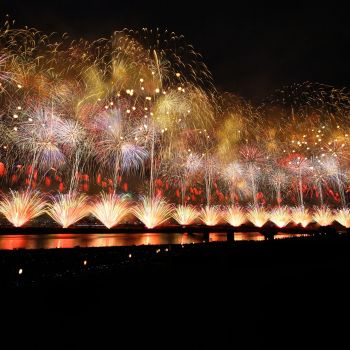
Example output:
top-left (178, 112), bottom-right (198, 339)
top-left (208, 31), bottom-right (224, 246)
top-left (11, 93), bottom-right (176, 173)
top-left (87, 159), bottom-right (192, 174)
top-left (18, 268), bottom-right (23, 275)
top-left (83, 260), bottom-right (87, 266)
top-left (128, 254), bottom-right (132, 258)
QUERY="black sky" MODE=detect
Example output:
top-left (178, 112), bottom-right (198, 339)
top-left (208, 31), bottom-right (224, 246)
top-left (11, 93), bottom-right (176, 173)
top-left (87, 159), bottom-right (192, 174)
top-left (1, 1), bottom-right (350, 102)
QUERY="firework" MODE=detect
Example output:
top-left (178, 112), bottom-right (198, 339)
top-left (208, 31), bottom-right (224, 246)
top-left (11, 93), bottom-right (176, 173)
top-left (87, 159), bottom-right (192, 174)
top-left (47, 192), bottom-right (90, 228)
top-left (240, 145), bottom-right (265, 205)
top-left (90, 108), bottom-right (148, 180)
top-left (334, 208), bottom-right (350, 228)
top-left (222, 162), bottom-right (249, 204)
top-left (14, 107), bottom-right (67, 172)
top-left (268, 168), bottom-right (289, 206)
top-left (0, 190), bottom-right (46, 227)
top-left (269, 206), bottom-right (290, 228)
top-left (203, 154), bottom-right (219, 205)
top-left (172, 205), bottom-right (199, 225)
top-left (322, 157), bottom-right (347, 207)
top-left (91, 192), bottom-right (130, 228)
top-left (224, 205), bottom-right (246, 227)
top-left (132, 196), bottom-right (173, 229)
top-left (291, 206), bottom-right (312, 227)
top-left (313, 207), bottom-right (334, 226)
top-left (285, 155), bottom-right (310, 207)
top-left (246, 206), bottom-right (269, 227)
top-left (167, 151), bottom-right (203, 204)
top-left (199, 206), bottom-right (222, 226)
top-left (310, 159), bottom-right (327, 206)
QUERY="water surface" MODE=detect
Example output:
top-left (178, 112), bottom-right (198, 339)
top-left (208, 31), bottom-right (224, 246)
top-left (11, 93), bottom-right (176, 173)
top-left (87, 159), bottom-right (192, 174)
top-left (0, 231), bottom-right (311, 250)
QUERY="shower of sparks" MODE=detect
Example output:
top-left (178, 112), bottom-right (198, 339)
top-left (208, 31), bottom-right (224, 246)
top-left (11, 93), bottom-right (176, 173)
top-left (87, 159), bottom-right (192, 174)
top-left (172, 204), bottom-right (199, 225)
top-left (0, 190), bottom-right (46, 227)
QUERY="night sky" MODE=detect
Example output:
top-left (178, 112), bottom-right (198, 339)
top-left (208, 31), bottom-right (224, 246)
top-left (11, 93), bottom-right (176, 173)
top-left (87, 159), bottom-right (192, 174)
top-left (1, 1), bottom-right (350, 102)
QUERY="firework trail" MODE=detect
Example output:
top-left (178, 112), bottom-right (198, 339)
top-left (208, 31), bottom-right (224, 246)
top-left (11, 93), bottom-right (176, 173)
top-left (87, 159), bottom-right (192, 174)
top-left (240, 145), bottom-right (265, 206)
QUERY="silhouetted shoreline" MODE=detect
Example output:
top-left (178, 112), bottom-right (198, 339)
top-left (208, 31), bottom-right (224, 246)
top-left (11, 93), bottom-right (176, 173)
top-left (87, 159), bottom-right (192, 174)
top-left (1, 235), bottom-right (349, 349)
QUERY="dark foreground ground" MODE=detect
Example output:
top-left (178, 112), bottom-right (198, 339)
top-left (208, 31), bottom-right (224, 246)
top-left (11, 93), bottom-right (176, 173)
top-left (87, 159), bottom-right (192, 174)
top-left (1, 235), bottom-right (350, 349)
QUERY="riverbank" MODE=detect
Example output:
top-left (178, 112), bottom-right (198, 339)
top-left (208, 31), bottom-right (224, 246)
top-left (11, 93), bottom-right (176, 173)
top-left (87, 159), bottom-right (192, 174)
top-left (1, 235), bottom-right (349, 349)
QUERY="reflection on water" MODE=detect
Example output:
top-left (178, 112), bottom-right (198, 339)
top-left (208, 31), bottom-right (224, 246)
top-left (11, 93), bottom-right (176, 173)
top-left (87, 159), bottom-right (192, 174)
top-left (0, 231), bottom-right (312, 250)
top-left (234, 232), bottom-right (264, 241)
top-left (275, 233), bottom-right (312, 240)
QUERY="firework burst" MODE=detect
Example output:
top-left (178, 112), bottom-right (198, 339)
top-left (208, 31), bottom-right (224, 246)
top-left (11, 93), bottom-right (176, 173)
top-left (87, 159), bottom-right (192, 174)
top-left (47, 192), bottom-right (90, 228)
top-left (91, 192), bottom-right (130, 228)
top-left (199, 206), bottom-right (222, 226)
top-left (172, 205), bottom-right (199, 225)
top-left (0, 190), bottom-right (46, 227)
top-left (224, 205), bottom-right (246, 227)
top-left (291, 206), bottom-right (312, 227)
top-left (269, 206), bottom-right (291, 228)
top-left (313, 207), bottom-right (334, 226)
top-left (132, 196), bottom-right (173, 229)
top-left (334, 208), bottom-right (350, 228)
top-left (247, 206), bottom-right (269, 227)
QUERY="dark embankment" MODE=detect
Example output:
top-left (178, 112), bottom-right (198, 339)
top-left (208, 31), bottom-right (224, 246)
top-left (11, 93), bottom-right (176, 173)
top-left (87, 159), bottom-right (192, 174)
top-left (1, 235), bottom-right (349, 349)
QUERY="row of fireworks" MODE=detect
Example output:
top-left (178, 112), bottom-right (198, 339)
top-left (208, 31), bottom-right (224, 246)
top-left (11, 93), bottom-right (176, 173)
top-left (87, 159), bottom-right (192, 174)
top-left (0, 191), bottom-right (349, 229)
